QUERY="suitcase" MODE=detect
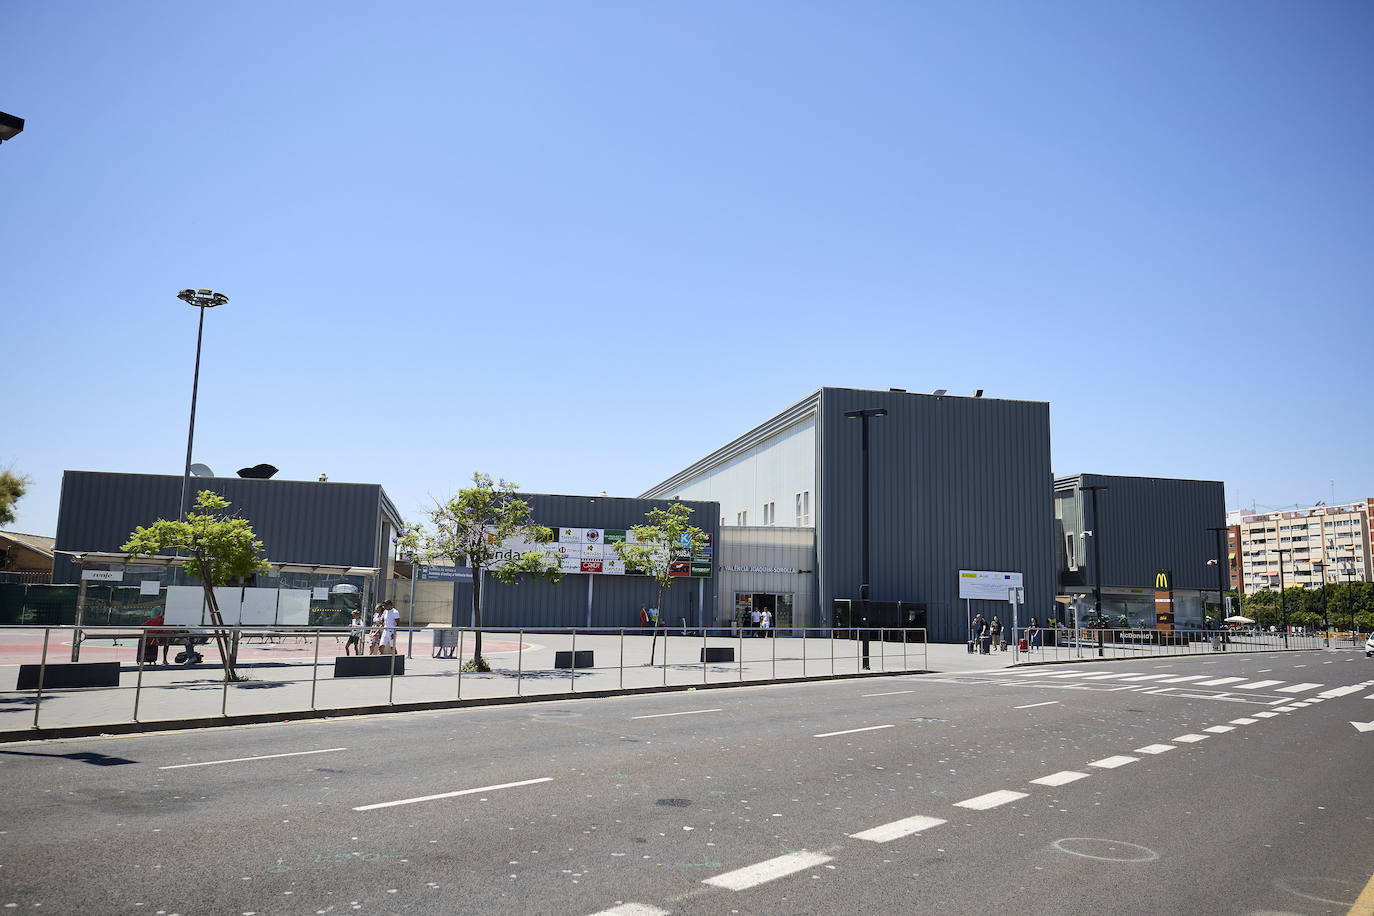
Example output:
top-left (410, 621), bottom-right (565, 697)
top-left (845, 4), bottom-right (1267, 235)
top-left (142, 641), bottom-right (158, 663)
top-left (1018, 638), bottom-right (1029, 652)
top-left (967, 640), bottom-right (975, 653)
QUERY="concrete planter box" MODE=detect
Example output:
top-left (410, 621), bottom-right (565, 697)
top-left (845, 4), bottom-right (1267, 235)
top-left (700, 647), bottom-right (735, 663)
top-left (18, 662), bottom-right (121, 690)
top-left (334, 655), bottom-right (405, 678)
top-left (554, 650), bottom-right (594, 669)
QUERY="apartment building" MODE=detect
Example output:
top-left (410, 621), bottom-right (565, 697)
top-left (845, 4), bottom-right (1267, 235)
top-left (1233, 500), bottom-right (1372, 595)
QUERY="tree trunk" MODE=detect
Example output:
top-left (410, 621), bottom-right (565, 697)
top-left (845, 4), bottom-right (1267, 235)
top-left (471, 564), bottom-right (483, 662)
top-left (194, 550), bottom-right (238, 681)
top-left (648, 582), bottom-right (666, 666)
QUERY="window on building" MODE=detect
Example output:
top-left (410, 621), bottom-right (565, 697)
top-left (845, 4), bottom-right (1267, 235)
top-left (737, 510), bottom-right (748, 526)
top-left (1065, 532), bottom-right (1077, 570)
top-left (802, 491), bottom-right (810, 526)
top-left (762, 501), bottom-right (775, 526)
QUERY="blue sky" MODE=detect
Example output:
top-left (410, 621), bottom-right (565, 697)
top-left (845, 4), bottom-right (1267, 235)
top-left (5, 0), bottom-right (1372, 536)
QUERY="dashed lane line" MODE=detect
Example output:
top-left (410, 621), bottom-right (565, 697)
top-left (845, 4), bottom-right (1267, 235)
top-left (1273, 706), bottom-right (1300, 712)
top-left (1118, 674), bottom-right (1172, 682)
top-left (1174, 734), bottom-right (1209, 743)
top-left (1196, 677), bottom-right (1247, 687)
top-left (1203, 725), bottom-right (1235, 734)
top-left (1031, 771), bottom-right (1090, 787)
top-left (1229, 718), bottom-right (1259, 725)
top-left (588, 905), bottom-right (669, 916)
top-left (1014, 701), bottom-right (1060, 709)
top-left (862, 690), bottom-right (915, 698)
top-left (703, 851), bottom-right (834, 891)
top-left (159, 747), bottom-right (347, 770)
top-left (1158, 675), bottom-right (1209, 684)
top-left (1232, 680), bottom-right (1284, 690)
top-left (814, 724), bottom-right (895, 738)
top-left (849, 814), bottom-right (947, 843)
top-left (1089, 755), bottom-right (1139, 769)
top-left (954, 790), bottom-right (1029, 810)
top-left (1276, 683), bottom-right (1323, 694)
top-left (1134, 744), bottom-right (1176, 754)
top-left (1254, 711), bottom-right (1280, 718)
top-left (353, 776), bottom-right (553, 811)
top-left (631, 708), bottom-right (723, 720)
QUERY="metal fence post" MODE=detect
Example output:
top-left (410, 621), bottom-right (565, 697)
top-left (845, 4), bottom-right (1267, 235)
top-left (570, 630), bottom-right (577, 693)
top-left (802, 628), bottom-right (807, 677)
top-left (663, 629), bottom-right (668, 686)
top-left (310, 629), bottom-right (321, 710)
top-left (517, 630), bottom-right (524, 696)
top-left (771, 628), bottom-right (776, 680)
top-left (702, 629), bottom-right (707, 685)
top-left (831, 627), bottom-right (835, 676)
top-left (132, 629), bottom-right (146, 722)
top-left (902, 627), bottom-right (908, 671)
top-left (738, 627), bottom-right (744, 681)
top-left (619, 628), bottom-right (624, 690)
top-left (388, 640), bottom-right (397, 705)
top-left (32, 629), bottom-right (50, 729)
top-left (457, 629), bottom-right (465, 700)
top-left (879, 628), bottom-right (886, 672)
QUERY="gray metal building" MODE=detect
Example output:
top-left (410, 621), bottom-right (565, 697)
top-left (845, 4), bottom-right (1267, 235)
top-left (404, 493), bottom-right (720, 630)
top-left (641, 387), bottom-right (1056, 642)
top-left (52, 470), bottom-right (404, 585)
top-left (1054, 473), bottom-right (1228, 627)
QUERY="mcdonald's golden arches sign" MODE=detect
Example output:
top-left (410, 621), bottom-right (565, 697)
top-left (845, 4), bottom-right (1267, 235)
top-left (1154, 569), bottom-right (1173, 591)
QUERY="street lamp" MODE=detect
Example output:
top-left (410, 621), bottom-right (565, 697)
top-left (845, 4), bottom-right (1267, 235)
top-left (1081, 484), bottom-right (1108, 656)
top-left (0, 111), bottom-right (23, 144)
top-left (844, 407), bottom-right (886, 669)
top-left (1312, 559), bottom-right (1329, 646)
top-left (177, 288), bottom-right (229, 521)
top-left (1206, 526), bottom-right (1229, 633)
top-left (1343, 543), bottom-right (1356, 639)
top-left (1276, 547), bottom-right (1290, 648)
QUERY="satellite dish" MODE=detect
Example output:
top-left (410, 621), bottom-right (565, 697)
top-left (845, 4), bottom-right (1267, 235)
top-left (189, 463), bottom-right (215, 477)
top-left (237, 463), bottom-right (279, 479)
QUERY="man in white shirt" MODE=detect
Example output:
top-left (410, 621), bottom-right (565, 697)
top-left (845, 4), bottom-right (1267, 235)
top-left (381, 599), bottom-right (401, 654)
top-left (760, 608), bottom-right (772, 636)
top-left (750, 606), bottom-right (761, 636)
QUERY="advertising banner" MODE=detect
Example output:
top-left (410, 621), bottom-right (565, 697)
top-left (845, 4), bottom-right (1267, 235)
top-left (958, 570), bottom-right (1024, 600)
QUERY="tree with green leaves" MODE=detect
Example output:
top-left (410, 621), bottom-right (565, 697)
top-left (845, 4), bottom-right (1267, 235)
top-left (121, 490), bottom-right (270, 681)
top-left (612, 502), bottom-right (707, 666)
top-left (0, 468), bottom-right (30, 527)
top-left (396, 473), bottom-right (560, 670)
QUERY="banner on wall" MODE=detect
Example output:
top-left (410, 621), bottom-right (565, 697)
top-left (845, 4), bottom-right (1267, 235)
top-left (958, 569), bottom-right (1024, 600)
top-left (479, 524), bottom-right (711, 577)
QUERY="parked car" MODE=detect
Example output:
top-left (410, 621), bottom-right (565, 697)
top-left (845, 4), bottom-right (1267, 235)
top-left (1365, 634), bottom-right (1373, 658)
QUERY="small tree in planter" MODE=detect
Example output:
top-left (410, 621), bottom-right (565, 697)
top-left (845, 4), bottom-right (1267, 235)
top-left (396, 472), bottom-right (560, 671)
top-left (121, 490), bottom-right (270, 681)
top-left (613, 502), bottom-right (707, 666)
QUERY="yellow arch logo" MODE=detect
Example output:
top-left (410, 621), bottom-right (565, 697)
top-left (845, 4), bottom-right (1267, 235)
top-left (1154, 569), bottom-right (1172, 590)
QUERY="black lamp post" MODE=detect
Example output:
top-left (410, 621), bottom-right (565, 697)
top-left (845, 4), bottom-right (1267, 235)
top-left (1276, 547), bottom-right (1290, 648)
top-left (845, 407), bottom-right (886, 669)
top-left (1082, 484), bottom-right (1108, 656)
top-left (1206, 525), bottom-right (1229, 630)
top-left (1344, 545), bottom-right (1356, 639)
top-left (1313, 559), bottom-right (1329, 646)
top-left (177, 288), bottom-right (229, 521)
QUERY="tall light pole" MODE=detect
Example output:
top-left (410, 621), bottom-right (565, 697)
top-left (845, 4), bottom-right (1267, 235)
top-left (177, 288), bottom-right (229, 521)
top-left (1276, 546), bottom-right (1290, 648)
top-left (1206, 525), bottom-right (1229, 630)
top-left (1082, 484), bottom-right (1108, 656)
top-left (1344, 543), bottom-right (1356, 638)
top-left (845, 407), bottom-right (886, 669)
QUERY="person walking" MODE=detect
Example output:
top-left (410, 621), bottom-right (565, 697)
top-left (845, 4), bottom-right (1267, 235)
top-left (974, 614), bottom-right (990, 654)
top-left (381, 599), bottom-right (401, 655)
top-left (760, 608), bottom-right (772, 637)
top-left (1027, 616), bottom-right (1040, 651)
top-left (990, 616), bottom-right (1004, 651)
top-left (345, 609), bottom-right (365, 655)
top-left (367, 604), bottom-right (384, 655)
top-left (750, 605), bottom-right (762, 637)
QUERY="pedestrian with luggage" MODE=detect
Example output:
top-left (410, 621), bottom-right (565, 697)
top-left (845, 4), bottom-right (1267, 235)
top-left (139, 611), bottom-right (170, 665)
top-left (1027, 617), bottom-right (1039, 650)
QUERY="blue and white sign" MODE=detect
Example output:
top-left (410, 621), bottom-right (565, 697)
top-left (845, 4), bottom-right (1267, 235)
top-left (418, 565), bottom-right (473, 581)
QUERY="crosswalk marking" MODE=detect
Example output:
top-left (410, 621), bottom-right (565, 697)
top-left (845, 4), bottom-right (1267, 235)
top-left (1158, 675), bottom-right (1209, 683)
top-left (1254, 711), bottom-right (1279, 718)
top-left (588, 905), bottom-right (670, 916)
top-left (954, 790), bottom-right (1028, 810)
top-left (1276, 683), bottom-right (1323, 694)
top-left (1196, 677), bottom-right (1247, 687)
top-left (1135, 744), bottom-right (1176, 754)
top-left (704, 852), bottom-right (833, 891)
top-left (1317, 685), bottom-right (1362, 699)
top-left (1174, 734), bottom-right (1208, 743)
top-left (1203, 725), bottom-right (1234, 733)
top-left (1229, 717), bottom-right (1259, 725)
top-left (1118, 674), bottom-right (1171, 682)
top-left (1089, 755), bottom-right (1138, 769)
top-left (849, 815), bottom-right (947, 843)
top-left (1031, 771), bottom-right (1089, 787)
top-left (1231, 680), bottom-right (1283, 690)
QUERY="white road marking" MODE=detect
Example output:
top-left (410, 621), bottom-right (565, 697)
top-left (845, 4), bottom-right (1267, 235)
top-left (1140, 687), bottom-right (1176, 695)
top-left (1173, 734), bottom-right (1209, 743)
top-left (850, 814), bottom-right (947, 843)
top-left (1158, 675), bottom-right (1209, 684)
top-left (159, 747), bottom-right (347, 770)
top-left (954, 790), bottom-right (1028, 810)
top-left (704, 851), bottom-right (833, 890)
top-left (1118, 674), bottom-right (1171, 682)
top-left (1203, 725), bottom-right (1235, 733)
top-left (1317, 686), bottom-right (1363, 699)
top-left (1031, 770), bottom-right (1089, 786)
top-left (1367, 695), bottom-right (1374, 700)
top-left (1080, 673), bottom-right (1131, 680)
top-left (862, 690), bottom-right (915, 697)
top-left (1276, 683), bottom-right (1322, 694)
top-left (1134, 744), bottom-right (1176, 754)
top-left (1089, 755), bottom-right (1138, 769)
top-left (1229, 717), bottom-right (1259, 725)
top-left (631, 708), bottom-right (723, 719)
top-left (1273, 706), bottom-right (1300, 712)
top-left (353, 777), bottom-right (553, 811)
top-left (1231, 680), bottom-right (1283, 690)
top-left (1196, 677), bottom-right (1247, 687)
top-left (814, 724), bottom-right (895, 738)
top-left (588, 905), bottom-right (669, 916)
top-left (1254, 711), bottom-right (1279, 718)
top-left (1014, 701), bottom-right (1060, 709)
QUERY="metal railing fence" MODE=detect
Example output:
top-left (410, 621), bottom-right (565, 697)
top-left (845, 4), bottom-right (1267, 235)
top-left (1002, 625), bottom-right (1331, 662)
top-left (0, 625), bottom-right (929, 733)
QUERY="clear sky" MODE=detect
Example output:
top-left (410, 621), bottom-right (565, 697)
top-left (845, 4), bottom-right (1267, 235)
top-left (4, 0), bottom-right (1372, 537)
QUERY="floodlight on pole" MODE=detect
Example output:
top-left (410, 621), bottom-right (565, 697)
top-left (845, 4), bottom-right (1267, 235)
top-left (844, 407), bottom-right (886, 668)
top-left (177, 288), bottom-right (229, 522)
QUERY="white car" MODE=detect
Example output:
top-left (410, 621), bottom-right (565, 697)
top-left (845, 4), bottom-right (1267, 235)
top-left (1366, 634), bottom-right (1374, 658)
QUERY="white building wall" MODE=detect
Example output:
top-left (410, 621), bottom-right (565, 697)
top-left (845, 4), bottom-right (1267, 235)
top-left (666, 417), bottom-right (817, 529)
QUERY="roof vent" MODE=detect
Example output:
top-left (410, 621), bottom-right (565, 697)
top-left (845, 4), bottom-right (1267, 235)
top-left (932, 389), bottom-right (948, 396)
top-left (889, 388), bottom-right (906, 393)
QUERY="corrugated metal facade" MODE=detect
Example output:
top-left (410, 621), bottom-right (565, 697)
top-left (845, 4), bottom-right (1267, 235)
top-left (717, 526), bottom-right (818, 632)
top-left (411, 493), bottom-right (721, 630)
top-left (1055, 474), bottom-right (1226, 592)
top-left (53, 471), bottom-right (401, 583)
top-left (817, 389), bottom-right (1056, 643)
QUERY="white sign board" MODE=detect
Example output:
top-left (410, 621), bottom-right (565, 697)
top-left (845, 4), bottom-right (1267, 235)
top-left (312, 586), bottom-right (330, 601)
top-left (139, 580), bottom-right (161, 596)
top-left (958, 570), bottom-right (1024, 600)
top-left (81, 569), bottom-right (123, 582)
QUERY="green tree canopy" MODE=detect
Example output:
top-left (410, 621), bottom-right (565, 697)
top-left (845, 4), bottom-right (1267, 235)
top-left (396, 472), bottom-right (560, 669)
top-left (613, 502), bottom-right (706, 665)
top-left (121, 490), bottom-right (270, 585)
top-left (0, 468), bottom-right (30, 527)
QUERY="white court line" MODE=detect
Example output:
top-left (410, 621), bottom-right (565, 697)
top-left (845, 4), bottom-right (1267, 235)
top-left (1089, 755), bottom-right (1138, 769)
top-left (1014, 701), bottom-right (1059, 709)
top-left (954, 790), bottom-right (1028, 810)
top-left (850, 814), bottom-right (947, 843)
top-left (862, 690), bottom-right (915, 697)
top-left (1158, 675), bottom-right (1209, 684)
top-left (704, 851), bottom-right (833, 890)
top-left (1174, 734), bottom-right (1209, 743)
top-left (1232, 680), bottom-right (1284, 690)
top-left (1203, 725), bottom-right (1234, 734)
top-left (1031, 771), bottom-right (1089, 787)
top-left (1135, 744), bottom-right (1176, 754)
top-left (159, 747), bottom-right (347, 770)
top-left (814, 724), bottom-right (894, 738)
top-left (1229, 717), bottom-right (1259, 725)
top-left (588, 905), bottom-right (669, 916)
top-left (1317, 686), bottom-right (1362, 699)
top-left (353, 777), bottom-right (552, 811)
top-left (1196, 677), bottom-right (1247, 687)
top-left (631, 708), bottom-right (723, 719)
top-left (1276, 683), bottom-right (1322, 694)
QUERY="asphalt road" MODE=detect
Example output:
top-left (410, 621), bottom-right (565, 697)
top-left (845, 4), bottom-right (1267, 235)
top-left (2, 649), bottom-right (1372, 915)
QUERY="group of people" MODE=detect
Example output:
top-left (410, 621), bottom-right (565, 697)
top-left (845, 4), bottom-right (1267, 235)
top-left (970, 614), bottom-right (1043, 654)
top-left (345, 599), bottom-right (401, 655)
top-left (746, 606), bottom-right (773, 636)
